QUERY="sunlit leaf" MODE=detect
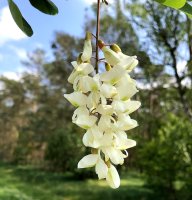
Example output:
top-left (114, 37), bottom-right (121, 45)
top-left (8, 0), bottom-right (33, 36)
top-left (29, 0), bottom-right (58, 15)
top-left (155, 0), bottom-right (186, 9)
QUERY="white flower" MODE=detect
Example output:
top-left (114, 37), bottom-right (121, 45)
top-left (115, 74), bottom-right (138, 101)
top-left (81, 32), bottom-right (92, 62)
top-left (73, 75), bottom-right (99, 93)
top-left (97, 104), bottom-right (114, 115)
top-left (100, 65), bottom-right (126, 85)
top-left (98, 115), bottom-right (112, 131)
top-left (72, 106), bottom-right (97, 129)
top-left (112, 100), bottom-right (141, 114)
top-left (117, 54), bottom-right (138, 72)
top-left (110, 44), bottom-right (138, 72)
top-left (78, 154), bottom-right (108, 180)
top-left (95, 158), bottom-right (108, 179)
top-left (68, 62), bottom-right (94, 84)
top-left (102, 146), bottom-right (127, 165)
top-left (78, 154), bottom-right (99, 168)
top-left (114, 131), bottom-right (136, 150)
top-left (86, 91), bottom-right (102, 109)
top-left (101, 46), bottom-right (120, 66)
top-left (64, 92), bottom-right (87, 107)
top-left (100, 83), bottom-right (117, 98)
top-left (124, 100), bottom-right (141, 114)
top-left (83, 126), bottom-right (103, 148)
top-left (116, 114), bottom-right (138, 131)
top-left (99, 131), bottom-right (114, 147)
top-left (106, 164), bottom-right (120, 189)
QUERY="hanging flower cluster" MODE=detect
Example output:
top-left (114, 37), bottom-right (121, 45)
top-left (64, 32), bottom-right (141, 189)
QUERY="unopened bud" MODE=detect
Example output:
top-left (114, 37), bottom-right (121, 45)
top-left (85, 32), bottom-right (92, 41)
top-left (98, 40), bottom-right (105, 49)
top-left (110, 44), bottom-right (122, 53)
top-left (105, 62), bottom-right (112, 71)
top-left (77, 53), bottom-right (83, 64)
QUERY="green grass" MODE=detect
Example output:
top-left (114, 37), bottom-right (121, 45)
top-left (0, 163), bottom-right (153, 200)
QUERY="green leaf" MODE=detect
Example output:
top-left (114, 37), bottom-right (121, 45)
top-left (162, 0), bottom-right (186, 9)
top-left (8, 0), bottom-right (33, 37)
top-left (29, 0), bottom-right (58, 15)
top-left (180, 2), bottom-right (192, 17)
top-left (155, 0), bottom-right (166, 3)
top-left (155, 0), bottom-right (186, 9)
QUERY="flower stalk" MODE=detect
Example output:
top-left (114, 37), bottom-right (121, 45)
top-left (95, 0), bottom-right (101, 73)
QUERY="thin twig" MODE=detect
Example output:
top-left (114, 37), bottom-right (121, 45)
top-left (95, 0), bottom-right (101, 73)
top-left (98, 58), bottom-right (105, 61)
top-left (92, 33), bottom-right (97, 39)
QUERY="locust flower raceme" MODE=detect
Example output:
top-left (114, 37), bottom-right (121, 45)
top-left (64, 34), bottom-right (140, 189)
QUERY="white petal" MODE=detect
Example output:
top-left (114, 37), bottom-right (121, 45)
top-left (116, 75), bottom-right (138, 101)
top-left (83, 126), bottom-right (103, 148)
top-left (98, 115), bottom-right (112, 131)
top-left (95, 158), bottom-right (108, 179)
top-left (117, 84), bottom-right (138, 101)
top-left (112, 100), bottom-right (127, 113)
top-left (124, 100), bottom-right (141, 114)
top-left (72, 107), bottom-right (97, 129)
top-left (68, 69), bottom-right (79, 84)
top-left (102, 46), bottom-right (120, 66)
top-left (86, 91), bottom-right (101, 109)
top-left (117, 53), bottom-right (138, 72)
top-left (115, 132), bottom-right (136, 150)
top-left (123, 139), bottom-right (136, 149)
top-left (68, 62), bottom-right (94, 84)
top-left (64, 92), bottom-right (87, 107)
top-left (102, 147), bottom-right (124, 165)
top-left (73, 114), bottom-right (97, 129)
top-left (74, 76), bottom-right (99, 93)
top-left (97, 104), bottom-right (113, 116)
top-left (100, 132), bottom-right (114, 147)
top-left (117, 114), bottom-right (138, 131)
top-left (83, 130), bottom-right (94, 147)
top-left (71, 61), bottom-right (79, 70)
top-left (78, 154), bottom-right (98, 168)
top-left (76, 63), bottom-right (94, 74)
top-left (100, 83), bottom-right (117, 98)
top-left (100, 65), bottom-right (126, 85)
top-left (106, 165), bottom-right (120, 189)
top-left (81, 40), bottom-right (92, 62)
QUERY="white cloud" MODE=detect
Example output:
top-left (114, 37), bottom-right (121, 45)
top-left (0, 6), bottom-right (27, 45)
top-left (8, 45), bottom-right (27, 60)
top-left (82, 0), bottom-right (96, 4)
top-left (82, 0), bottom-right (114, 5)
top-left (2, 71), bottom-right (21, 81)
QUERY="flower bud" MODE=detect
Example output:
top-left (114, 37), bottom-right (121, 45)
top-left (110, 44), bottom-right (122, 53)
top-left (98, 40), bottom-right (105, 49)
top-left (85, 31), bottom-right (92, 40)
top-left (105, 62), bottom-right (112, 71)
top-left (81, 32), bottom-right (92, 62)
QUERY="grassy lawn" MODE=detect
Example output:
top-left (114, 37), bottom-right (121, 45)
top-left (0, 163), bottom-right (153, 200)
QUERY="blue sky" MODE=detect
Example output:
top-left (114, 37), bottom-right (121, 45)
top-left (0, 0), bottom-right (96, 79)
top-left (0, 0), bottom-right (188, 81)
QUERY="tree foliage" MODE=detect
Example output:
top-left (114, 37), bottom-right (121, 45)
top-left (0, 0), bottom-right (192, 197)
